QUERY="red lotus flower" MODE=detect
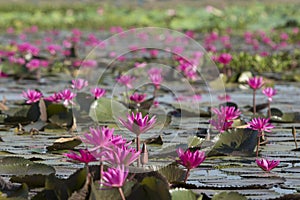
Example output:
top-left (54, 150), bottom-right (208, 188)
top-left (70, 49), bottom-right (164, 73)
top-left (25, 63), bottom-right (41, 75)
top-left (22, 89), bottom-right (42, 104)
top-left (262, 87), bottom-right (277, 102)
top-left (248, 76), bottom-right (264, 90)
top-left (130, 93), bottom-right (146, 104)
top-left (91, 87), bottom-right (106, 99)
top-left (217, 53), bottom-right (232, 65)
top-left (256, 158), bottom-right (280, 172)
top-left (177, 148), bottom-right (206, 170)
top-left (64, 149), bottom-right (96, 164)
top-left (247, 117), bottom-right (274, 133)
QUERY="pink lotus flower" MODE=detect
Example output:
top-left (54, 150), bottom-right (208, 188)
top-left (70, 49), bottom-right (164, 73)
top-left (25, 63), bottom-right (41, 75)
top-left (44, 92), bottom-right (62, 103)
top-left (117, 75), bottom-right (135, 89)
top-left (71, 78), bottom-right (88, 90)
top-left (177, 148), bottom-right (205, 170)
top-left (47, 44), bottom-right (61, 55)
top-left (26, 59), bottom-right (41, 70)
top-left (217, 53), bottom-right (232, 65)
top-left (248, 76), bottom-right (264, 90)
top-left (217, 94), bottom-right (231, 102)
top-left (212, 106), bottom-right (241, 121)
top-left (0, 71), bottom-right (8, 78)
top-left (247, 117), bottom-right (274, 133)
top-left (64, 149), bottom-right (96, 164)
top-left (149, 73), bottom-right (163, 89)
top-left (130, 93), bottom-right (146, 103)
top-left (59, 89), bottom-right (76, 106)
top-left (81, 127), bottom-right (114, 151)
top-left (209, 117), bottom-right (233, 133)
top-left (256, 158), bottom-right (280, 172)
top-left (22, 89), bottom-right (42, 104)
top-left (91, 87), bottom-right (106, 99)
top-left (262, 87), bottom-right (277, 102)
top-left (119, 112), bottom-right (156, 136)
top-left (105, 146), bottom-right (140, 166)
top-left (102, 166), bottom-right (128, 188)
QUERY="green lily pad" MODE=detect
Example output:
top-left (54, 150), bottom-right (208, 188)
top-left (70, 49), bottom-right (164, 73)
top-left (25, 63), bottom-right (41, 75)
top-left (208, 128), bottom-right (258, 157)
top-left (158, 163), bottom-right (185, 183)
top-left (128, 177), bottom-right (171, 200)
top-left (89, 180), bottom-right (135, 200)
top-left (33, 167), bottom-right (87, 200)
top-left (0, 157), bottom-right (55, 176)
top-left (46, 137), bottom-right (82, 151)
top-left (212, 192), bottom-right (247, 200)
top-left (89, 97), bottom-right (128, 123)
top-left (170, 188), bottom-right (202, 200)
top-left (188, 136), bottom-right (205, 148)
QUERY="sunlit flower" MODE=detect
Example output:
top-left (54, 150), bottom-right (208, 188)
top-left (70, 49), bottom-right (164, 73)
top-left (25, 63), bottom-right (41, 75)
top-left (119, 112), bottom-right (156, 136)
top-left (177, 148), bottom-right (205, 169)
top-left (81, 127), bottom-right (114, 150)
top-left (256, 158), bottom-right (280, 172)
top-left (262, 87), bottom-right (277, 102)
top-left (149, 73), bottom-right (163, 89)
top-left (22, 89), bottom-right (42, 104)
top-left (247, 117), bottom-right (274, 133)
top-left (64, 149), bottom-right (96, 164)
top-left (248, 76), bottom-right (264, 90)
top-left (71, 78), bottom-right (88, 90)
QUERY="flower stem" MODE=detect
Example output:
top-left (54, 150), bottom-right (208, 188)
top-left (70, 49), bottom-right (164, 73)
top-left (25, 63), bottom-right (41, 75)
top-left (256, 134), bottom-right (261, 157)
top-left (136, 136), bottom-right (140, 167)
top-left (268, 100), bottom-right (271, 118)
top-left (100, 161), bottom-right (104, 181)
top-left (184, 168), bottom-right (190, 183)
top-left (253, 89), bottom-right (256, 115)
top-left (118, 187), bottom-right (126, 200)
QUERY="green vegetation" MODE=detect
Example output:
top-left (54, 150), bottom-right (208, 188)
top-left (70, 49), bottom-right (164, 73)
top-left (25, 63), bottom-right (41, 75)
top-left (0, 1), bottom-right (299, 32)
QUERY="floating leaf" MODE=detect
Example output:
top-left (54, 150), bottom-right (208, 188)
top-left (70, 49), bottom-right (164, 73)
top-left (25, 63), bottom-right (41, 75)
top-left (46, 137), bottom-right (82, 151)
top-left (212, 192), bottom-right (247, 200)
top-left (187, 136), bottom-right (205, 148)
top-left (158, 163), bottom-right (185, 183)
top-left (271, 111), bottom-right (300, 123)
top-left (33, 167), bottom-right (87, 200)
top-left (0, 157), bottom-right (55, 176)
top-left (89, 97), bottom-right (128, 123)
top-left (128, 177), bottom-right (171, 200)
top-left (170, 188), bottom-right (202, 200)
top-left (144, 135), bottom-right (163, 145)
top-left (0, 182), bottom-right (28, 200)
top-left (10, 174), bottom-right (47, 189)
top-left (89, 180), bottom-right (135, 200)
top-left (208, 128), bottom-right (258, 156)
